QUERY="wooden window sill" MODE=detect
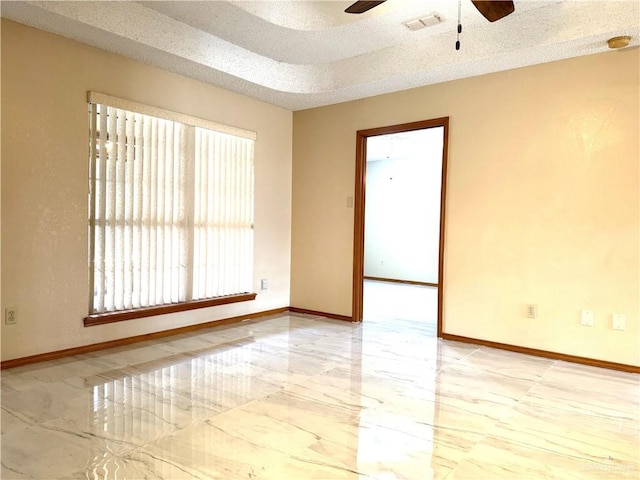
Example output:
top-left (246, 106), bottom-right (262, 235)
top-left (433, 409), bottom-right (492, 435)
top-left (84, 293), bottom-right (257, 327)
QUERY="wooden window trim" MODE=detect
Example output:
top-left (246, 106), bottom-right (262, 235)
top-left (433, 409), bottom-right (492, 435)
top-left (84, 293), bottom-right (257, 327)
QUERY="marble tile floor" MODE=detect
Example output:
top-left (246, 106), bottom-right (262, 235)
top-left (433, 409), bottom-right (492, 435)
top-left (1, 313), bottom-right (638, 479)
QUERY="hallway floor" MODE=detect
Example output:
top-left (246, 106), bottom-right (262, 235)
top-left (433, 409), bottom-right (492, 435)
top-left (363, 279), bottom-right (437, 333)
top-left (1, 312), bottom-right (638, 479)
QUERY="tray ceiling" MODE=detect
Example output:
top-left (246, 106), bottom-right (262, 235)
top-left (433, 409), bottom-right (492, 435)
top-left (2, 1), bottom-right (638, 111)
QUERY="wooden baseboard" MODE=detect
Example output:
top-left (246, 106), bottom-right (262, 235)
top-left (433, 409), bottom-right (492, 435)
top-left (288, 307), bottom-right (353, 322)
top-left (441, 333), bottom-right (640, 374)
top-left (364, 276), bottom-right (438, 288)
top-left (8, 310), bottom-right (633, 374)
top-left (0, 307), bottom-right (288, 370)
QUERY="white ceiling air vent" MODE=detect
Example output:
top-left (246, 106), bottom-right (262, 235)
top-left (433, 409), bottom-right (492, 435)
top-left (403, 13), bottom-right (441, 32)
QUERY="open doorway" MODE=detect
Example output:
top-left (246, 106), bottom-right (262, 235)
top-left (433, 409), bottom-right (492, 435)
top-left (352, 118), bottom-right (449, 336)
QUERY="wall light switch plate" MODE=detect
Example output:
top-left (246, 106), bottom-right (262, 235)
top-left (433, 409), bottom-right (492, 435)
top-left (580, 310), bottom-right (594, 327)
top-left (612, 314), bottom-right (626, 331)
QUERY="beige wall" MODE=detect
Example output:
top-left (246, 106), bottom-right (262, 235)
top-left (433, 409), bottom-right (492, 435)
top-left (1, 20), bottom-right (293, 361)
top-left (292, 49), bottom-right (639, 366)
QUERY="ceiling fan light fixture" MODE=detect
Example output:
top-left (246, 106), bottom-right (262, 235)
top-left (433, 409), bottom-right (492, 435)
top-left (607, 36), bottom-right (631, 49)
top-left (403, 13), bottom-right (441, 31)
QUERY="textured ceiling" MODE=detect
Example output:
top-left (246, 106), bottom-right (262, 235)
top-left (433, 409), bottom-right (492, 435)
top-left (2, 1), bottom-right (638, 111)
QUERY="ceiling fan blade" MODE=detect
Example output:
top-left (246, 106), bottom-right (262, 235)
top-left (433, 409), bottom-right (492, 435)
top-left (471, 1), bottom-right (515, 22)
top-left (345, 1), bottom-right (386, 14)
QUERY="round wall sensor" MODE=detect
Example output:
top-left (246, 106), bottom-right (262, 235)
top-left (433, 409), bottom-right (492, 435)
top-left (607, 36), bottom-right (631, 49)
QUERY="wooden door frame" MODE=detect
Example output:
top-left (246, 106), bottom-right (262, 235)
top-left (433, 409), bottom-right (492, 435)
top-left (352, 117), bottom-right (449, 337)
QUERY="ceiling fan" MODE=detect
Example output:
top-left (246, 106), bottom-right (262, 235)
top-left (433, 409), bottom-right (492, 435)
top-left (345, 0), bottom-right (515, 23)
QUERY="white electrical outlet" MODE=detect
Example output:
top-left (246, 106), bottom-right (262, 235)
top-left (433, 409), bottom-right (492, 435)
top-left (612, 314), bottom-right (626, 331)
top-left (260, 279), bottom-right (269, 290)
top-left (5, 308), bottom-right (17, 325)
top-left (580, 310), bottom-right (594, 327)
top-left (526, 304), bottom-right (537, 319)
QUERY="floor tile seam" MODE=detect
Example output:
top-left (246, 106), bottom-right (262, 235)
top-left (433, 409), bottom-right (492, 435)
top-left (430, 388), bottom-right (535, 417)
top-left (436, 433), bottom-right (526, 480)
top-left (434, 412), bottom-right (513, 480)
top-left (45, 401), bottom-right (194, 440)
top-left (470, 426), bottom-right (639, 469)
top-left (437, 343), bottom-right (481, 373)
top-left (268, 372), bottom-right (347, 399)
top-left (472, 344), bottom-right (558, 370)
top-left (0, 461), bottom-right (29, 479)
top-left (195, 414), bottom-right (363, 476)
top-left (524, 388), bottom-right (640, 412)
top-left (442, 443), bottom-right (638, 480)
top-left (121, 445), bottom-right (210, 479)
top-left (513, 358), bottom-right (558, 403)
top-left (541, 359), bottom-right (640, 388)
top-left (182, 384), bottom-right (297, 426)
top-left (439, 362), bottom-right (555, 388)
top-left (489, 403), bottom-right (635, 460)
top-left (538, 358), bottom-right (572, 384)
top-left (0, 385), bottom-right (20, 395)
top-left (441, 465), bottom-right (457, 480)
top-left (512, 394), bottom-right (640, 425)
top-left (427, 377), bottom-right (525, 454)
top-left (0, 404), bottom-right (42, 430)
top-left (484, 417), bottom-right (640, 461)
top-left (287, 452), bottom-right (365, 478)
top-left (527, 360), bottom-right (558, 393)
top-left (219, 407), bottom-right (359, 459)
top-left (523, 368), bottom-right (640, 414)
top-left (284, 340), bottom-right (355, 355)
top-left (274, 386), bottom-right (367, 414)
top-left (142, 399), bottom-right (262, 447)
top-left (442, 351), bottom-right (557, 407)
top-left (518, 358), bottom-right (566, 400)
top-left (0, 401), bottom-right (88, 430)
top-left (29, 417), bottom-right (142, 454)
top-left (0, 378), bottom-right (48, 394)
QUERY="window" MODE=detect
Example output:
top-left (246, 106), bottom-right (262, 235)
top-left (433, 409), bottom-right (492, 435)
top-left (86, 92), bottom-right (255, 325)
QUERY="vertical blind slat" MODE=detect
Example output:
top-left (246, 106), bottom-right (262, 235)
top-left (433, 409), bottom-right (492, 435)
top-left (107, 107), bottom-right (117, 310)
top-left (124, 110), bottom-right (135, 310)
top-left (216, 135), bottom-right (224, 297)
top-left (88, 104), bottom-right (98, 312)
top-left (149, 117), bottom-right (158, 306)
top-left (132, 113), bottom-right (144, 309)
top-left (156, 120), bottom-right (166, 305)
top-left (174, 124), bottom-right (183, 304)
top-left (168, 126), bottom-right (176, 303)
top-left (141, 116), bottom-right (151, 307)
top-left (96, 106), bottom-right (108, 313)
top-left (194, 130), bottom-right (202, 298)
top-left (115, 108), bottom-right (127, 311)
top-left (183, 127), bottom-right (196, 303)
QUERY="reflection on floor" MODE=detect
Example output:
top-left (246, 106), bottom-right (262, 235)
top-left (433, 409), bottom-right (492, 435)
top-left (1, 313), bottom-right (638, 479)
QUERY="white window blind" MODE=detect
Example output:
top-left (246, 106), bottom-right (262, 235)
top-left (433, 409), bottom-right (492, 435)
top-left (88, 92), bottom-right (255, 314)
